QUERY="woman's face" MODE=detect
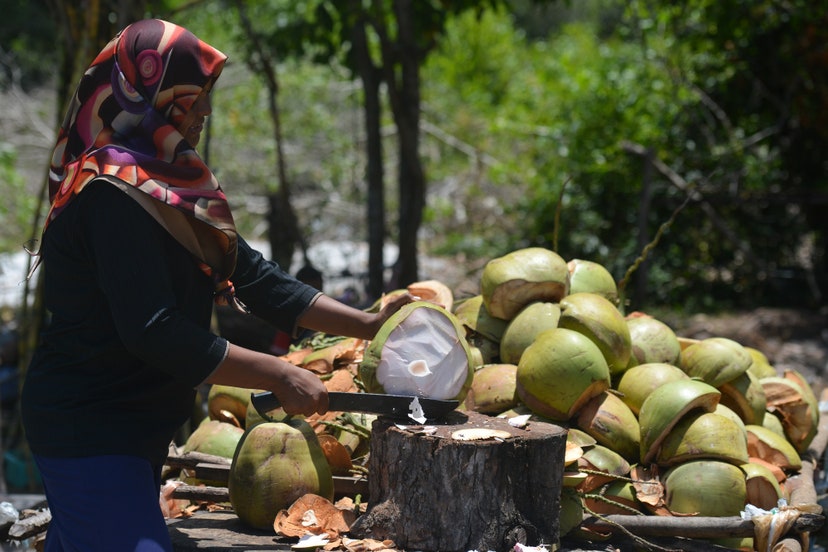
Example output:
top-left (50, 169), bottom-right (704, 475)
top-left (177, 88), bottom-right (212, 148)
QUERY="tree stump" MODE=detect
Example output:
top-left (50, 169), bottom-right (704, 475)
top-left (349, 410), bottom-right (567, 552)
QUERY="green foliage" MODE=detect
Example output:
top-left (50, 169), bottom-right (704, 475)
top-left (0, 0), bottom-right (57, 90)
top-left (5, 0), bottom-right (825, 311)
top-left (0, 145), bottom-right (36, 252)
top-left (420, 1), bottom-right (823, 311)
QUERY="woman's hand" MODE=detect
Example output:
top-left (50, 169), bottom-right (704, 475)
top-left (268, 363), bottom-right (329, 416)
top-left (205, 344), bottom-right (329, 415)
top-left (370, 291), bottom-right (418, 335)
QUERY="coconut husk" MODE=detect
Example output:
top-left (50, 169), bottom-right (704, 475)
top-left (273, 493), bottom-right (355, 539)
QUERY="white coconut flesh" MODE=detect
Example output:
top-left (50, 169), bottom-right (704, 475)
top-left (374, 307), bottom-right (469, 400)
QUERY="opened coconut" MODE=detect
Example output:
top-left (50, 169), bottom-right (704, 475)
top-left (228, 419), bottom-right (334, 530)
top-left (406, 279), bottom-right (454, 311)
top-left (761, 371), bottom-right (819, 453)
top-left (718, 370), bottom-right (767, 425)
top-left (516, 327), bottom-right (611, 421)
top-left (480, 247), bottom-right (570, 320)
top-left (359, 301), bottom-right (474, 401)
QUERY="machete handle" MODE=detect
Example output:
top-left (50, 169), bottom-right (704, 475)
top-left (250, 391), bottom-right (282, 417)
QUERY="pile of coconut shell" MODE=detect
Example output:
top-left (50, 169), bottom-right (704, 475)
top-left (456, 247), bottom-right (826, 551)
top-left (168, 246), bottom-right (825, 552)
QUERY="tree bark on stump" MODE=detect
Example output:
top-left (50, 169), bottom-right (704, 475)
top-left (349, 410), bottom-right (567, 552)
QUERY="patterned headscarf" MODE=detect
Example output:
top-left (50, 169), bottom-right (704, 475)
top-left (41, 19), bottom-right (246, 311)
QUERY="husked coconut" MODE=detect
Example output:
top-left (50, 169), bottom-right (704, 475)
top-left (229, 419), bottom-right (333, 530)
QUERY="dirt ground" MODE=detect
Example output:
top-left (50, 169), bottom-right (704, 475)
top-left (664, 307), bottom-right (828, 397)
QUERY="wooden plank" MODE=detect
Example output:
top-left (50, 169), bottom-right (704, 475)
top-left (580, 512), bottom-right (824, 539)
top-left (170, 476), bottom-right (368, 504)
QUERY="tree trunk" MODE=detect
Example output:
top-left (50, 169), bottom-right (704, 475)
top-left (381, 0), bottom-right (425, 288)
top-left (351, 10), bottom-right (386, 302)
top-left (350, 411), bottom-right (567, 552)
top-left (236, 0), bottom-right (303, 272)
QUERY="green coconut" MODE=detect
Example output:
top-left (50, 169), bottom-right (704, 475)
top-left (576, 444), bottom-right (631, 493)
top-left (679, 337), bottom-right (753, 388)
top-left (558, 292), bottom-right (632, 375)
top-left (625, 314), bottom-right (682, 367)
top-left (480, 247), bottom-right (570, 320)
top-left (499, 302), bottom-right (561, 365)
top-left (663, 460), bottom-right (747, 517)
top-left (761, 411), bottom-right (787, 438)
top-left (359, 301), bottom-right (475, 401)
top-left (181, 419), bottom-right (245, 486)
top-left (463, 363), bottom-right (519, 414)
top-left (584, 480), bottom-right (642, 515)
top-left (638, 379), bottom-right (721, 464)
top-left (656, 411), bottom-right (749, 467)
top-left (559, 487), bottom-right (585, 537)
top-left (208, 384), bottom-right (256, 427)
top-left (745, 424), bottom-right (802, 472)
top-left (453, 295), bottom-right (508, 344)
top-left (183, 419), bottom-right (245, 459)
top-left (575, 391), bottom-right (640, 463)
top-left (718, 370), bottom-right (767, 425)
top-left (516, 327), bottom-right (611, 421)
top-left (567, 258), bottom-right (618, 305)
top-left (746, 347), bottom-right (777, 379)
top-left (615, 362), bottom-right (689, 416)
top-left (244, 395), bottom-right (292, 429)
top-left (742, 462), bottom-right (784, 511)
top-left (715, 404), bottom-right (747, 435)
top-left (228, 419), bottom-right (333, 530)
top-left (761, 374), bottom-right (818, 454)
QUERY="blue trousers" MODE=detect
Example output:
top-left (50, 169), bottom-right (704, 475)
top-left (34, 455), bottom-right (173, 552)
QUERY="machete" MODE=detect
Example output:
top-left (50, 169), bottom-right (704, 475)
top-left (250, 390), bottom-right (458, 421)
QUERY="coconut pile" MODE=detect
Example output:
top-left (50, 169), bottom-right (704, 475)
top-left (169, 246), bottom-right (822, 552)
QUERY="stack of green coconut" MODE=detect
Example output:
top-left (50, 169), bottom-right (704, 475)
top-left (454, 246), bottom-right (820, 550)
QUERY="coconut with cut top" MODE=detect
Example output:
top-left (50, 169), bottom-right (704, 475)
top-left (359, 301), bottom-right (475, 401)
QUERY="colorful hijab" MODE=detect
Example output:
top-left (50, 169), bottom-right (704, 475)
top-left (41, 18), bottom-right (246, 310)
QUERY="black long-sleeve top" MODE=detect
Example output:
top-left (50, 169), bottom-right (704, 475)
top-left (21, 182), bottom-right (319, 465)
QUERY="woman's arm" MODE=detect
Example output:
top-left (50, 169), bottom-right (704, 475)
top-left (205, 343), bottom-right (329, 416)
top-left (297, 292), bottom-right (416, 341)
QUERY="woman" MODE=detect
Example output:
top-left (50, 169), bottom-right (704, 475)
top-left (21, 19), bottom-right (412, 551)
